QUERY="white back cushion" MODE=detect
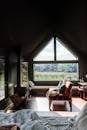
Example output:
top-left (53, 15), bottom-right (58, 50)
top-left (75, 103), bottom-right (87, 130)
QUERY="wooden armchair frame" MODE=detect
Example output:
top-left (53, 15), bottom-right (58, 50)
top-left (47, 81), bottom-right (72, 111)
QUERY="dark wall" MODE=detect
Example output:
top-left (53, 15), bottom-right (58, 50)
top-left (79, 56), bottom-right (87, 81)
top-left (8, 53), bottom-right (17, 96)
top-left (4, 52), bottom-right (18, 97)
top-left (28, 59), bottom-right (33, 80)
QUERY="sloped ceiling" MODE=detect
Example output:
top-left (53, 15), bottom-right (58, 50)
top-left (0, 1), bottom-right (87, 59)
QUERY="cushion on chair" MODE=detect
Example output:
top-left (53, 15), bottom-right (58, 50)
top-left (47, 80), bottom-right (72, 99)
top-left (49, 90), bottom-right (59, 97)
top-left (57, 80), bottom-right (67, 94)
top-left (59, 84), bottom-right (66, 94)
top-left (56, 80), bottom-right (63, 90)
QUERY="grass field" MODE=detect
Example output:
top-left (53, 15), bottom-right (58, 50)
top-left (34, 72), bottom-right (78, 81)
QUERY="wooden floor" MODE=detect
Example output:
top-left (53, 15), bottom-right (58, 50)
top-left (24, 97), bottom-right (86, 117)
top-left (24, 97), bottom-right (86, 112)
top-left (8, 97), bottom-right (87, 117)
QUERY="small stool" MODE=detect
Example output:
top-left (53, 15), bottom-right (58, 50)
top-left (51, 100), bottom-right (67, 111)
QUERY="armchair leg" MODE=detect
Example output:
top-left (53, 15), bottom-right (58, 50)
top-left (69, 101), bottom-right (72, 111)
top-left (49, 99), bottom-right (52, 111)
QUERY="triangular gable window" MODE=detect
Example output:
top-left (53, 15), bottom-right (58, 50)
top-left (34, 38), bottom-right (54, 61)
top-left (56, 38), bottom-right (78, 61)
top-left (33, 37), bottom-right (78, 61)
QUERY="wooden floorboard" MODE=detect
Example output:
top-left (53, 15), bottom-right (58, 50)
top-left (7, 97), bottom-right (87, 117)
top-left (25, 97), bottom-right (87, 112)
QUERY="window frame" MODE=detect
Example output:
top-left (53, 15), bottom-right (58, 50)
top-left (33, 37), bottom-right (79, 83)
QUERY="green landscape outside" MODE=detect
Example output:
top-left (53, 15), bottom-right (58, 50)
top-left (34, 72), bottom-right (78, 81)
top-left (33, 63), bottom-right (78, 81)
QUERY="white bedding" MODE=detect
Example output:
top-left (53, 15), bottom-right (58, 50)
top-left (1, 105), bottom-right (87, 130)
top-left (0, 109), bottom-right (77, 130)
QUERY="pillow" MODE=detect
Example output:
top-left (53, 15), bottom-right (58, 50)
top-left (75, 103), bottom-right (87, 122)
top-left (59, 84), bottom-right (66, 94)
top-left (56, 80), bottom-right (65, 92)
top-left (29, 80), bottom-right (35, 87)
top-left (74, 103), bottom-right (87, 130)
top-left (56, 81), bottom-right (63, 89)
top-left (67, 103), bottom-right (87, 130)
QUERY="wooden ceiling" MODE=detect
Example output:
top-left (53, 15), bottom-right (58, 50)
top-left (0, 1), bottom-right (87, 59)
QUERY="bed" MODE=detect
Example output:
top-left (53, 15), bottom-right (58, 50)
top-left (0, 103), bottom-right (87, 130)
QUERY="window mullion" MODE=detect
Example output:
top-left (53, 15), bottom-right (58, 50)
top-left (54, 36), bottom-right (56, 61)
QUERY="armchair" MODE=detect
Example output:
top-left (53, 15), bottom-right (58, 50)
top-left (46, 81), bottom-right (73, 111)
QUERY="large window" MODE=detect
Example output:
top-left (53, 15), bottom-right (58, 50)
top-left (33, 37), bottom-right (79, 81)
top-left (0, 58), bottom-right (5, 100)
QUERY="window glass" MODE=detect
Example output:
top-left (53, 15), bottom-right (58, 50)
top-left (33, 63), bottom-right (79, 81)
top-left (56, 39), bottom-right (78, 60)
top-left (34, 38), bottom-right (54, 61)
top-left (33, 37), bottom-right (79, 82)
top-left (0, 59), bottom-right (5, 100)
